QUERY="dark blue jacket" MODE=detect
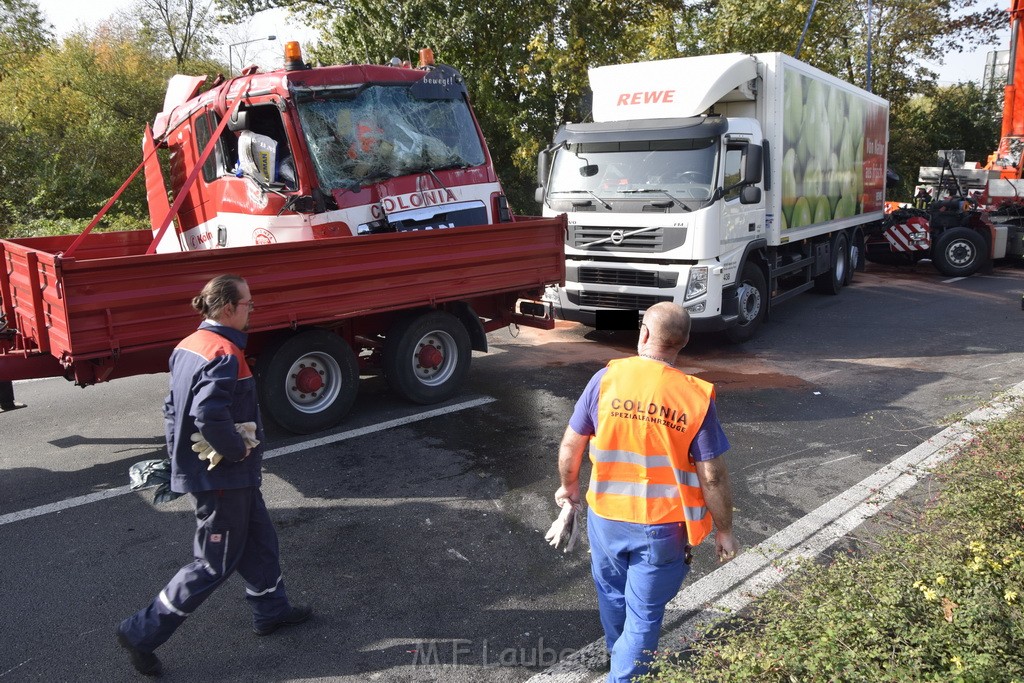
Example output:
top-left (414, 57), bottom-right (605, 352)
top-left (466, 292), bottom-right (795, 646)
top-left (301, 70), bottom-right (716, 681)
top-left (164, 322), bottom-right (265, 493)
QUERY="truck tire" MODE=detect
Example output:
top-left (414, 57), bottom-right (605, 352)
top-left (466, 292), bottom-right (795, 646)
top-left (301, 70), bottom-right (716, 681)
top-left (932, 227), bottom-right (986, 277)
top-left (814, 231), bottom-right (849, 295)
top-left (257, 329), bottom-right (359, 434)
top-left (383, 310), bottom-right (471, 404)
top-left (846, 228), bottom-right (864, 284)
top-left (724, 262), bottom-right (767, 344)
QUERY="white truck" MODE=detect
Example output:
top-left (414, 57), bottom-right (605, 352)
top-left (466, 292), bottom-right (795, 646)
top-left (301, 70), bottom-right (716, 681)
top-left (536, 52), bottom-right (890, 341)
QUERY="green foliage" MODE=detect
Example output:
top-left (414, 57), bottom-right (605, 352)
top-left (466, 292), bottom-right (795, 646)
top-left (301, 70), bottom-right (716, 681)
top-left (641, 409), bottom-right (1024, 682)
top-left (0, 30), bottom-right (169, 228)
top-left (0, 0), bottom-right (1010, 227)
top-left (135, 0), bottom-right (219, 67)
top-left (0, 0), bottom-right (53, 79)
top-left (215, 0), bottom-right (1003, 213)
top-left (2, 213), bottom-right (148, 239)
top-left (888, 83), bottom-right (1001, 199)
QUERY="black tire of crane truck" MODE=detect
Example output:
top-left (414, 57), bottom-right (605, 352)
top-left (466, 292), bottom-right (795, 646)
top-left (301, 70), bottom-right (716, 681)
top-left (814, 231), bottom-right (849, 295)
top-left (383, 310), bottom-right (472, 404)
top-left (724, 262), bottom-right (768, 344)
top-left (257, 329), bottom-right (360, 434)
top-left (932, 227), bottom-right (987, 277)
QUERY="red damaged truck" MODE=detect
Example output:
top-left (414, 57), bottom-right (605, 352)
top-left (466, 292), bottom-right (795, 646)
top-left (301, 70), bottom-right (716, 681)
top-left (0, 44), bottom-right (565, 433)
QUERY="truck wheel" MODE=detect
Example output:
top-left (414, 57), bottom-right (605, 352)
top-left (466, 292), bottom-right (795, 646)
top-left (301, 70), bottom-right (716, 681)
top-left (724, 263), bottom-right (767, 344)
top-left (257, 329), bottom-right (359, 434)
top-left (846, 229), bottom-right (864, 284)
top-left (384, 310), bottom-right (471, 404)
top-left (814, 232), bottom-right (849, 295)
top-left (933, 228), bottom-right (986, 277)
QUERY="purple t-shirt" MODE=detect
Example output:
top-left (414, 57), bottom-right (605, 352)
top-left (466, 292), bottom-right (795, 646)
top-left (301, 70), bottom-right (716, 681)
top-left (569, 366), bottom-right (730, 461)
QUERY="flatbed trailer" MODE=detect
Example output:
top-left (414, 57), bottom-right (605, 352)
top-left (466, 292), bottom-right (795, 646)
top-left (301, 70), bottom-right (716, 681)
top-left (0, 215), bottom-right (566, 432)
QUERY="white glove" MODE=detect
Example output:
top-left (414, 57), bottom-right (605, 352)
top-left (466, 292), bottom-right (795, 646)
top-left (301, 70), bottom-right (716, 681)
top-left (545, 501), bottom-right (582, 553)
top-left (235, 422), bottom-right (260, 449)
top-left (190, 431), bottom-right (223, 470)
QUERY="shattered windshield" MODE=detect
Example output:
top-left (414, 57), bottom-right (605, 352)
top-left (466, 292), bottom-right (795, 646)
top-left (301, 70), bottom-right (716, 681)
top-left (295, 84), bottom-right (486, 190)
top-left (547, 138), bottom-right (718, 204)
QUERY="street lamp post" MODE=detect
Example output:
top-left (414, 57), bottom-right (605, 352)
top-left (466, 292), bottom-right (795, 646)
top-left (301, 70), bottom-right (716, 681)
top-left (229, 35), bottom-right (277, 76)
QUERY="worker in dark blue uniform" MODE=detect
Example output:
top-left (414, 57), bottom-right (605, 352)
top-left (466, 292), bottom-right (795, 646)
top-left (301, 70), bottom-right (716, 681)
top-left (117, 274), bottom-right (311, 676)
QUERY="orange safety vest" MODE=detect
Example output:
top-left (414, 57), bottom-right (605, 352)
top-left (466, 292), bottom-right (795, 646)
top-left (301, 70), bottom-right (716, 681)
top-left (586, 356), bottom-right (715, 546)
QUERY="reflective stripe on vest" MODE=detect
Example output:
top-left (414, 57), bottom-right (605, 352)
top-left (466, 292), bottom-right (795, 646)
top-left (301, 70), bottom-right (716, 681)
top-left (586, 356), bottom-right (716, 545)
top-left (590, 447), bottom-right (702, 488)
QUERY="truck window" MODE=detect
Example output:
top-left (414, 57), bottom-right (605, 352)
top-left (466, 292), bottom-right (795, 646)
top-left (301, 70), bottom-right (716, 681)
top-left (194, 112), bottom-right (225, 183)
top-left (233, 104), bottom-right (296, 189)
top-left (547, 137), bottom-right (717, 207)
top-left (723, 144), bottom-right (744, 201)
top-left (293, 85), bottom-right (486, 191)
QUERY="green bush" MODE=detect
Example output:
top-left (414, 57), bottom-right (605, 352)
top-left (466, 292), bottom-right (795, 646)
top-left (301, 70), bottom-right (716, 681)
top-left (643, 411), bottom-right (1024, 683)
top-left (1, 212), bottom-right (147, 240)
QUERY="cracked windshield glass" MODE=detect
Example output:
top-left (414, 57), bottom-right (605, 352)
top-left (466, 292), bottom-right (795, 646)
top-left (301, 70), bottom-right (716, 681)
top-left (548, 138), bottom-right (718, 206)
top-left (295, 85), bottom-right (486, 191)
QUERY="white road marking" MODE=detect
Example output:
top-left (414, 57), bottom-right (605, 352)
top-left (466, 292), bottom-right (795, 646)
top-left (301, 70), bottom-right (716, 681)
top-left (941, 276), bottom-right (968, 283)
top-left (528, 380), bottom-right (1024, 683)
top-left (0, 397), bottom-right (496, 527)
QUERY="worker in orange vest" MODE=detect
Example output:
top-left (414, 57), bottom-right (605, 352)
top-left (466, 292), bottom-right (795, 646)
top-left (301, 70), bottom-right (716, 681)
top-left (554, 302), bottom-right (739, 682)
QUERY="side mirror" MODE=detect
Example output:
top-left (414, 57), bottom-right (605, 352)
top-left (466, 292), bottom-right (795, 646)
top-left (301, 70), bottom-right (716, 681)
top-left (740, 185), bottom-right (762, 204)
top-left (536, 148), bottom-right (550, 204)
top-left (580, 164), bottom-right (599, 177)
top-left (744, 145), bottom-right (763, 184)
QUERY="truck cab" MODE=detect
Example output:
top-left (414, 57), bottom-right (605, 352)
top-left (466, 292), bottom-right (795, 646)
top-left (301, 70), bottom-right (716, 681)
top-left (538, 115), bottom-right (764, 330)
top-left (151, 45), bottom-right (511, 252)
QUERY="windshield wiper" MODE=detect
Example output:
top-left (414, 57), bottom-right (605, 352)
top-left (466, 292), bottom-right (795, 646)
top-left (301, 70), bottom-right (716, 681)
top-left (554, 189), bottom-right (612, 210)
top-left (619, 188), bottom-right (691, 211)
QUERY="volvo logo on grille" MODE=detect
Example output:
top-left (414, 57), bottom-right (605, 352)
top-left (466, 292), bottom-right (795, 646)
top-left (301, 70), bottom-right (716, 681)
top-left (610, 230), bottom-right (625, 245)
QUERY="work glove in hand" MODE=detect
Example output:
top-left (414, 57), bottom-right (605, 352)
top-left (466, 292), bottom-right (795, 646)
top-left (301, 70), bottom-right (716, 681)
top-left (190, 431), bottom-right (223, 470)
top-left (545, 501), bottom-right (582, 553)
top-left (235, 422), bottom-right (260, 449)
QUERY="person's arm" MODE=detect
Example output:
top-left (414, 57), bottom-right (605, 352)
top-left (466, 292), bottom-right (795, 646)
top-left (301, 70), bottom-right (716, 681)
top-left (191, 355), bottom-right (248, 461)
top-left (695, 456), bottom-right (739, 562)
top-left (555, 426), bottom-right (589, 507)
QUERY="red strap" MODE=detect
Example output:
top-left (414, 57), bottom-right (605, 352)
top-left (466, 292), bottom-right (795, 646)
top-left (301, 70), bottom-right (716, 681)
top-left (61, 148), bottom-right (156, 259)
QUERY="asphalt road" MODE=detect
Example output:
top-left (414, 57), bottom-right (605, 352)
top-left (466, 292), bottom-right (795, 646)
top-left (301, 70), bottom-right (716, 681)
top-left (1, 259), bottom-right (1023, 681)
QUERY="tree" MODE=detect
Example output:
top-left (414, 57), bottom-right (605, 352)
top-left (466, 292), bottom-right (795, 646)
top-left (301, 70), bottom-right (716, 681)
top-left (134, 0), bottom-right (218, 67)
top-left (0, 0), bottom-right (53, 79)
top-left (888, 83), bottom-right (1001, 198)
top-left (211, 0), bottom-right (1009, 211)
top-left (0, 26), bottom-right (173, 227)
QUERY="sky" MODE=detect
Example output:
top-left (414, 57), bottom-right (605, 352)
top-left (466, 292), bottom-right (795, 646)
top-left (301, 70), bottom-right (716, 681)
top-left (35, 0), bottom-right (1013, 85)
top-left (37, 0), bottom-right (318, 72)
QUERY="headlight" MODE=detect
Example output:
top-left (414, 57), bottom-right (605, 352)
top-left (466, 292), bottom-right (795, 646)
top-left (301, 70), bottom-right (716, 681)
top-left (685, 301), bottom-right (706, 313)
top-left (685, 266), bottom-right (708, 301)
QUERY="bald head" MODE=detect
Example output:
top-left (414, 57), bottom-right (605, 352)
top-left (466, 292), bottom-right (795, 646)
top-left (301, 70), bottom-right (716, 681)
top-left (641, 303), bottom-right (690, 352)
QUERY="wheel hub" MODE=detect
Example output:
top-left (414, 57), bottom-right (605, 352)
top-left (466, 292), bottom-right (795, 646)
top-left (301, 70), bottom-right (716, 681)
top-left (948, 241), bottom-right (974, 266)
top-left (737, 283), bottom-right (761, 323)
top-left (293, 364), bottom-right (324, 394)
top-left (417, 343), bottom-right (444, 370)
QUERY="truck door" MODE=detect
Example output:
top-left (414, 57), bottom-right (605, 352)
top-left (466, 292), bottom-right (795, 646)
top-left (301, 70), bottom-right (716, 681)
top-left (720, 140), bottom-right (764, 247)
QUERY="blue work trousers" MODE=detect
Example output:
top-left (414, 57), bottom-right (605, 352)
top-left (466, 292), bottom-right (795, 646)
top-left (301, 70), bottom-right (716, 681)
top-left (588, 508), bottom-right (690, 683)
top-left (120, 487), bottom-right (289, 652)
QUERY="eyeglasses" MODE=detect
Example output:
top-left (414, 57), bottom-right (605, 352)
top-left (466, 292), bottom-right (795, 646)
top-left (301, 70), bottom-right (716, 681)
top-left (237, 299), bottom-right (256, 310)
